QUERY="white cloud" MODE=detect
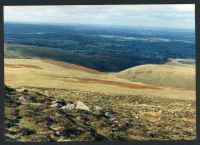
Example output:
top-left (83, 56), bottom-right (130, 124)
top-left (4, 4), bottom-right (195, 29)
top-left (172, 4), bottom-right (195, 12)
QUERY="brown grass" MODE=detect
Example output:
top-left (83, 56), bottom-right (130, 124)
top-left (5, 64), bottom-right (43, 69)
top-left (73, 77), bottom-right (161, 90)
top-left (43, 74), bottom-right (161, 90)
top-left (44, 60), bottom-right (100, 74)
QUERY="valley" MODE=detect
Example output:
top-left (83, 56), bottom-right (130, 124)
top-left (4, 23), bottom-right (196, 141)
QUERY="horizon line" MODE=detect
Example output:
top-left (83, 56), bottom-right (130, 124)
top-left (4, 21), bottom-right (195, 32)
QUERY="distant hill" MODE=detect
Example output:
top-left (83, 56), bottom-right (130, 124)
top-left (117, 62), bottom-right (195, 90)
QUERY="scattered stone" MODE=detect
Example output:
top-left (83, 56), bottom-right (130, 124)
top-left (109, 117), bottom-right (116, 121)
top-left (75, 116), bottom-right (81, 121)
top-left (94, 106), bottom-right (103, 111)
top-left (114, 120), bottom-right (119, 124)
top-left (57, 137), bottom-right (71, 142)
top-left (51, 99), bottom-right (66, 108)
top-left (16, 88), bottom-right (27, 93)
top-left (18, 96), bottom-right (27, 103)
top-left (61, 104), bottom-right (75, 110)
top-left (55, 131), bottom-right (62, 136)
top-left (38, 130), bottom-right (54, 136)
top-left (75, 101), bottom-right (90, 111)
top-left (50, 124), bottom-right (65, 131)
top-left (111, 124), bottom-right (115, 128)
top-left (50, 103), bottom-right (58, 108)
top-left (111, 127), bottom-right (118, 132)
top-left (135, 115), bottom-right (139, 119)
top-left (5, 85), bottom-right (15, 91)
top-left (105, 112), bottom-right (112, 117)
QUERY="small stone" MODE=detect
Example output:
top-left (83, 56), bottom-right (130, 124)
top-left (52, 99), bottom-right (66, 108)
top-left (50, 124), bottom-right (65, 131)
top-left (61, 104), bottom-right (75, 110)
top-left (16, 88), bottom-right (27, 93)
top-left (76, 101), bottom-right (90, 111)
top-left (94, 106), bottom-right (103, 111)
top-left (19, 96), bottom-right (26, 102)
top-left (111, 127), bottom-right (118, 131)
top-left (55, 131), bottom-right (61, 136)
top-left (114, 120), bottom-right (119, 124)
top-left (75, 116), bottom-right (81, 121)
top-left (57, 137), bottom-right (71, 142)
top-left (105, 112), bottom-right (111, 117)
top-left (50, 103), bottom-right (58, 108)
top-left (109, 117), bottom-right (116, 121)
top-left (111, 124), bottom-right (115, 127)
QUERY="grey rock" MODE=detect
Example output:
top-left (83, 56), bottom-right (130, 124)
top-left (16, 88), bottom-right (27, 93)
top-left (105, 112), bottom-right (112, 117)
top-left (76, 101), bottom-right (90, 111)
top-left (61, 104), bottom-right (75, 110)
top-left (94, 105), bottom-right (103, 111)
top-left (52, 99), bottom-right (66, 108)
top-left (19, 96), bottom-right (27, 102)
top-left (57, 138), bottom-right (71, 142)
top-left (55, 131), bottom-right (61, 136)
top-left (50, 103), bottom-right (58, 108)
top-left (109, 117), bottom-right (116, 121)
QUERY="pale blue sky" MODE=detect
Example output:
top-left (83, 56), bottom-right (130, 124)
top-left (4, 5), bottom-right (195, 30)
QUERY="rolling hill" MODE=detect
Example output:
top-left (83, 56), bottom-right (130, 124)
top-left (4, 23), bottom-right (196, 141)
top-left (116, 60), bottom-right (195, 90)
top-left (4, 58), bottom-right (196, 141)
top-left (4, 58), bottom-right (195, 100)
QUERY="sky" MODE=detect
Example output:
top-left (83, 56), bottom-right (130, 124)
top-left (4, 5), bottom-right (195, 30)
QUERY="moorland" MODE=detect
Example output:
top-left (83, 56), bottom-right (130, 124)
top-left (4, 23), bottom-right (196, 141)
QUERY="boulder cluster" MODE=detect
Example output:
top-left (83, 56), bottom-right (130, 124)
top-left (50, 99), bottom-right (91, 112)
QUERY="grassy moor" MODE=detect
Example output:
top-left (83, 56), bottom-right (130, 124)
top-left (4, 5), bottom-right (196, 142)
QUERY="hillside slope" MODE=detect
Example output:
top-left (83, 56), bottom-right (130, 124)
top-left (117, 62), bottom-right (195, 90)
top-left (5, 58), bottom-right (195, 100)
top-left (5, 85), bottom-right (196, 141)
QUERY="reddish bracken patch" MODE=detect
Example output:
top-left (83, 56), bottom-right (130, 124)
top-left (44, 60), bottom-right (100, 74)
top-left (43, 74), bottom-right (160, 90)
top-left (5, 64), bottom-right (43, 69)
top-left (74, 77), bottom-right (161, 90)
